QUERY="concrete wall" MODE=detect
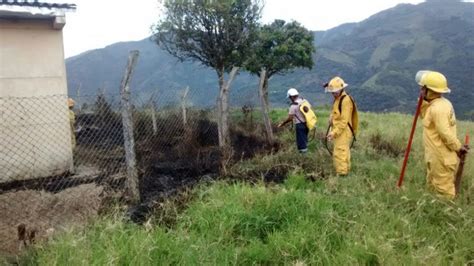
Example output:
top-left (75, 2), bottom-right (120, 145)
top-left (0, 18), bottom-right (73, 182)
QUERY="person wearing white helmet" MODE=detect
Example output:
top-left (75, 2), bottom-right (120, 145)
top-left (417, 70), bottom-right (469, 199)
top-left (278, 88), bottom-right (310, 153)
top-left (323, 76), bottom-right (358, 176)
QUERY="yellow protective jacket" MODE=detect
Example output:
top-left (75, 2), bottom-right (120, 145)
top-left (331, 91), bottom-right (358, 139)
top-left (330, 91), bottom-right (358, 175)
top-left (69, 109), bottom-right (76, 149)
top-left (420, 97), bottom-right (461, 198)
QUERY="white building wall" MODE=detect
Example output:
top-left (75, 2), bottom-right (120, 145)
top-left (0, 18), bottom-right (73, 182)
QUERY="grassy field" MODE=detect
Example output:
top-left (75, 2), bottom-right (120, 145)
top-left (13, 109), bottom-right (474, 265)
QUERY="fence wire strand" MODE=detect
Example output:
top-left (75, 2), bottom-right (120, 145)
top-left (0, 86), bottom-right (267, 255)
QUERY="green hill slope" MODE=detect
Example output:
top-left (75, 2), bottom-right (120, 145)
top-left (316, 0), bottom-right (474, 117)
top-left (66, 0), bottom-right (474, 118)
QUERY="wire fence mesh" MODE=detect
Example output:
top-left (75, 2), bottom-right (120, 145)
top-left (0, 93), bottom-right (120, 255)
top-left (0, 83), bottom-right (274, 255)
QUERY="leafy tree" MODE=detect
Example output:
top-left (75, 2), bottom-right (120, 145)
top-left (245, 19), bottom-right (315, 142)
top-left (153, 0), bottom-right (262, 154)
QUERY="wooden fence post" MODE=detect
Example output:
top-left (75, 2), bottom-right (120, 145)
top-left (120, 50), bottom-right (140, 203)
top-left (181, 86), bottom-right (189, 127)
top-left (149, 91), bottom-right (158, 135)
top-left (76, 82), bottom-right (82, 113)
top-left (151, 99), bottom-right (158, 135)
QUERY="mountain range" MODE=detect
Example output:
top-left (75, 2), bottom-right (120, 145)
top-left (66, 0), bottom-right (474, 119)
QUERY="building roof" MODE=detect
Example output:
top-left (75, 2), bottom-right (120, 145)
top-left (0, 0), bottom-right (76, 11)
top-left (0, 0), bottom-right (76, 29)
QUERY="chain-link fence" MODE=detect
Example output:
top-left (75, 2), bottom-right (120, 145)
top-left (0, 84), bottom-right (274, 255)
top-left (0, 93), bottom-right (119, 255)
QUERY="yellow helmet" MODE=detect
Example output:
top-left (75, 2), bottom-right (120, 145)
top-left (416, 70), bottom-right (450, 93)
top-left (324, 76), bottom-right (348, 93)
top-left (67, 98), bottom-right (75, 108)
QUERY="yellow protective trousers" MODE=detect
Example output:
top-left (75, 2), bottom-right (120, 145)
top-left (333, 129), bottom-right (352, 175)
top-left (421, 97), bottom-right (461, 199)
top-left (426, 157), bottom-right (458, 199)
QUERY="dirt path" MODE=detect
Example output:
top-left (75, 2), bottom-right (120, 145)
top-left (0, 184), bottom-right (103, 255)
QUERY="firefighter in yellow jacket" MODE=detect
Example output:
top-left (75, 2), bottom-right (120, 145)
top-left (417, 71), bottom-right (469, 199)
top-left (68, 98), bottom-right (76, 150)
top-left (324, 77), bottom-right (358, 176)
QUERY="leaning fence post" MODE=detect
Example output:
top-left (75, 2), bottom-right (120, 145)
top-left (76, 82), bottom-right (82, 113)
top-left (148, 91), bottom-right (158, 135)
top-left (120, 50), bottom-right (140, 203)
top-left (181, 86), bottom-right (189, 127)
top-left (151, 99), bottom-right (158, 135)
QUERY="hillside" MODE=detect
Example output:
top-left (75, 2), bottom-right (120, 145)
top-left (66, 0), bottom-right (474, 118)
top-left (315, 0), bottom-right (474, 117)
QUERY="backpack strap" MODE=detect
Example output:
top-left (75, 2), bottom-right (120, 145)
top-left (290, 101), bottom-right (305, 124)
top-left (348, 121), bottom-right (356, 142)
top-left (295, 115), bottom-right (304, 124)
top-left (338, 95), bottom-right (356, 141)
top-left (338, 95), bottom-right (346, 114)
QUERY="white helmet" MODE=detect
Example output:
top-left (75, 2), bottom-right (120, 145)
top-left (287, 88), bottom-right (299, 98)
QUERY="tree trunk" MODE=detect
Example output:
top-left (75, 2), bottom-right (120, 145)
top-left (217, 66), bottom-right (239, 173)
top-left (258, 69), bottom-right (274, 143)
top-left (217, 69), bottom-right (226, 148)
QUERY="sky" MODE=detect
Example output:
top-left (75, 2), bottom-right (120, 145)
top-left (60, 0), bottom-right (431, 58)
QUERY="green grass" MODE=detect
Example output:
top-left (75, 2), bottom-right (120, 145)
top-left (14, 110), bottom-right (474, 265)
